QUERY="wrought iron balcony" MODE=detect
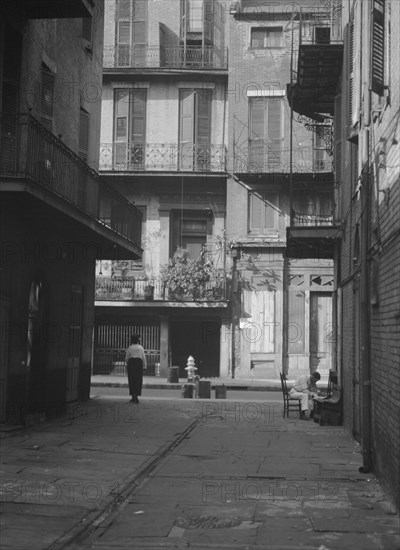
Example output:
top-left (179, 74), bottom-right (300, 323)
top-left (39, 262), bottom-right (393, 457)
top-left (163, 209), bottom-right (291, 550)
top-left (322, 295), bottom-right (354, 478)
top-left (233, 144), bottom-right (332, 174)
top-left (95, 274), bottom-right (227, 302)
top-left (291, 211), bottom-right (334, 227)
top-left (0, 113), bottom-right (142, 247)
top-left (103, 45), bottom-right (228, 70)
top-left (100, 142), bottom-right (226, 173)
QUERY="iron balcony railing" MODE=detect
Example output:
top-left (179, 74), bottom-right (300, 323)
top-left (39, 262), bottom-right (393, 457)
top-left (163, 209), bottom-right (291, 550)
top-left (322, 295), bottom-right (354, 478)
top-left (103, 45), bottom-right (228, 70)
top-left (100, 142), bottom-right (226, 172)
top-left (233, 144), bottom-right (333, 173)
top-left (0, 113), bottom-right (142, 244)
top-left (95, 273), bottom-right (227, 302)
top-left (291, 210), bottom-right (334, 227)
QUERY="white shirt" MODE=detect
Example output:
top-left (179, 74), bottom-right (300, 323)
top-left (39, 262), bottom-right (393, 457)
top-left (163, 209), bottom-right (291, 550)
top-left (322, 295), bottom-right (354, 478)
top-left (125, 344), bottom-right (147, 368)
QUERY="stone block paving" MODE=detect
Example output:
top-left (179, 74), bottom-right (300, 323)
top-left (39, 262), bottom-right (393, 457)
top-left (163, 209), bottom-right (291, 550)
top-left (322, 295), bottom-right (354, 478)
top-left (1, 397), bottom-right (399, 550)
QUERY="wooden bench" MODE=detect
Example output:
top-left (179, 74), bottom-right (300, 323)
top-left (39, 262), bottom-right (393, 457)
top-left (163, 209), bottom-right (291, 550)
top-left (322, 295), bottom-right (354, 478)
top-left (313, 371), bottom-right (342, 425)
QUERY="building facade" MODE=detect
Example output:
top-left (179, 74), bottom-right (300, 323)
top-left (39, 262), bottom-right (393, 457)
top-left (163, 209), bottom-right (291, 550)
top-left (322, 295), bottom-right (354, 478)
top-left (290, 0), bottom-right (400, 508)
top-left (94, 0), bottom-right (230, 378)
top-left (0, 0), bottom-right (142, 423)
top-left (227, 0), bottom-right (336, 380)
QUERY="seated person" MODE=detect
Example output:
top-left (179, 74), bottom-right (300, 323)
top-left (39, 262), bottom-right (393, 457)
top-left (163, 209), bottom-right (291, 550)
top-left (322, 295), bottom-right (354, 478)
top-left (289, 371), bottom-right (321, 420)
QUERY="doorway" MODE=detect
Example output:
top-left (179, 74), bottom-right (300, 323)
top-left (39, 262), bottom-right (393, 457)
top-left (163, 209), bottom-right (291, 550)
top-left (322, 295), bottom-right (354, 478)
top-left (171, 318), bottom-right (220, 378)
top-left (310, 292), bottom-right (333, 376)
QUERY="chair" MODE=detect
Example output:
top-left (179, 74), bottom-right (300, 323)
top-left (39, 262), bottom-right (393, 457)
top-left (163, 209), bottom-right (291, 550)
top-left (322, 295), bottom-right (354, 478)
top-left (280, 373), bottom-right (301, 419)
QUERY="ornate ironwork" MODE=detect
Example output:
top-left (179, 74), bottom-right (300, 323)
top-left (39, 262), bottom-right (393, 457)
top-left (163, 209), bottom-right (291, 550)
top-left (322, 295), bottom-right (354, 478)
top-left (100, 143), bottom-right (226, 173)
top-left (295, 114), bottom-right (334, 156)
top-left (103, 45), bottom-right (228, 70)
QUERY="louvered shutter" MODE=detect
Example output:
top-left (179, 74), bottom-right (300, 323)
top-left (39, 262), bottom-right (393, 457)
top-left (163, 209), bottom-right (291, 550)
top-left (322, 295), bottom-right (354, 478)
top-left (249, 193), bottom-right (263, 232)
top-left (116, 0), bottom-right (132, 66)
top-left (267, 98), bottom-right (282, 169)
top-left (196, 90), bottom-right (212, 170)
top-left (79, 109), bottom-right (89, 162)
top-left (41, 65), bottom-right (55, 131)
top-left (371, 0), bottom-right (385, 95)
top-left (132, 0), bottom-right (147, 66)
top-left (180, 90), bottom-right (194, 169)
top-left (114, 89), bottom-right (129, 165)
top-left (1, 83), bottom-right (18, 173)
top-left (130, 89), bottom-right (146, 167)
top-left (249, 99), bottom-right (264, 170)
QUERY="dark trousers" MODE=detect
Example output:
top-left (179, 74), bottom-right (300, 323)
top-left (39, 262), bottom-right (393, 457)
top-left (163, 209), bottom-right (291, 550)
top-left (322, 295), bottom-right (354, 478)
top-left (127, 358), bottom-right (143, 396)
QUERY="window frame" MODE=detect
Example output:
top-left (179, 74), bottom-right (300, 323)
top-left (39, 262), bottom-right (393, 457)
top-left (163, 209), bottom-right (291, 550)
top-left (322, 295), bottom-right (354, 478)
top-left (248, 191), bottom-right (279, 235)
top-left (248, 96), bottom-right (284, 171)
top-left (250, 26), bottom-right (284, 49)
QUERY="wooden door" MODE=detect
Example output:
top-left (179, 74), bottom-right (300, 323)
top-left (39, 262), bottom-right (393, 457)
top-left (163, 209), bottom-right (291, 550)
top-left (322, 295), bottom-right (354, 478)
top-left (310, 292), bottom-right (333, 376)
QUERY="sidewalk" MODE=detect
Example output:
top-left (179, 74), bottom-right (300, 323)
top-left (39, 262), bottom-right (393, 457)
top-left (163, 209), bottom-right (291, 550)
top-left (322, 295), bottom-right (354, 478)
top-left (91, 374), bottom-right (325, 391)
top-left (1, 394), bottom-right (398, 550)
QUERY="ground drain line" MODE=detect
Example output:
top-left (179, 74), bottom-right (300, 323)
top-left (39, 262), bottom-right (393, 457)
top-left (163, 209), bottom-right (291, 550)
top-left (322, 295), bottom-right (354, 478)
top-left (47, 417), bottom-right (201, 550)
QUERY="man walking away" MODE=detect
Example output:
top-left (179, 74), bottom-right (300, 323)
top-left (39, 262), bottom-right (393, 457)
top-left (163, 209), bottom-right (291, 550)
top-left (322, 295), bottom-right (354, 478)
top-left (125, 334), bottom-right (147, 403)
top-left (289, 371), bottom-right (321, 420)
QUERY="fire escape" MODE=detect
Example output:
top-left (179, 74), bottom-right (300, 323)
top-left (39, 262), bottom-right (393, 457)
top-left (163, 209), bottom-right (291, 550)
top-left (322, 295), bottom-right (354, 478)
top-left (287, 1), bottom-right (344, 259)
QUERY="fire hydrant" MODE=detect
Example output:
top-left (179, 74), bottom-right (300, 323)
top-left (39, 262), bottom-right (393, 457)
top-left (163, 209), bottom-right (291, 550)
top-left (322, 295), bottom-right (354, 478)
top-left (185, 355), bottom-right (198, 382)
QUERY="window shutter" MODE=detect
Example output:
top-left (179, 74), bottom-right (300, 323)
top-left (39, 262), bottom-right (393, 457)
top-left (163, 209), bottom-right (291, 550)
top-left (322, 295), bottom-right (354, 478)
top-left (79, 109), bottom-right (89, 161)
top-left (132, 0), bottom-right (147, 65)
top-left (371, 0), bottom-right (385, 95)
top-left (263, 194), bottom-right (277, 229)
top-left (267, 98), bottom-right (282, 168)
top-left (249, 193), bottom-right (263, 232)
top-left (179, 90), bottom-right (194, 169)
top-left (82, 16), bottom-right (92, 43)
top-left (116, 0), bottom-right (132, 66)
top-left (130, 89), bottom-right (146, 142)
top-left (249, 99), bottom-right (265, 169)
top-left (41, 64), bottom-right (55, 131)
top-left (114, 89), bottom-right (129, 164)
top-left (196, 90), bottom-right (211, 144)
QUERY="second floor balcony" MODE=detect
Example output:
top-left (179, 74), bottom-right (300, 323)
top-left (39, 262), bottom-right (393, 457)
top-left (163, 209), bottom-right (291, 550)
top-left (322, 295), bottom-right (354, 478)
top-left (0, 113), bottom-right (142, 256)
top-left (233, 144), bottom-right (332, 174)
top-left (100, 142), bottom-right (226, 173)
top-left (103, 45), bottom-right (228, 71)
top-left (95, 273), bottom-right (228, 303)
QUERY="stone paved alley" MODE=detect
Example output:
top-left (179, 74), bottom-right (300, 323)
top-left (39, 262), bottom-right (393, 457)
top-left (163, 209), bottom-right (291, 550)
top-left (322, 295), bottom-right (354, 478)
top-left (1, 395), bottom-right (399, 550)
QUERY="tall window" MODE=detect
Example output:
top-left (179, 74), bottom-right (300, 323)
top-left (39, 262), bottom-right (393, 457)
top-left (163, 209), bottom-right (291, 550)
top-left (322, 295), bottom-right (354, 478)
top-left (250, 27), bottom-right (283, 48)
top-left (179, 89), bottom-right (212, 170)
top-left (248, 192), bottom-right (278, 234)
top-left (249, 97), bottom-right (283, 170)
top-left (114, 88), bottom-right (146, 166)
top-left (171, 211), bottom-right (209, 259)
top-left (115, 0), bottom-right (147, 66)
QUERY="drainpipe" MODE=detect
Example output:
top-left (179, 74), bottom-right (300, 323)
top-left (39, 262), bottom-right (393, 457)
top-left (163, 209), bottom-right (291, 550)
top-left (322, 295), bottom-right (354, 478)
top-left (359, 142), bottom-right (372, 474)
top-left (359, 4), bottom-right (372, 471)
